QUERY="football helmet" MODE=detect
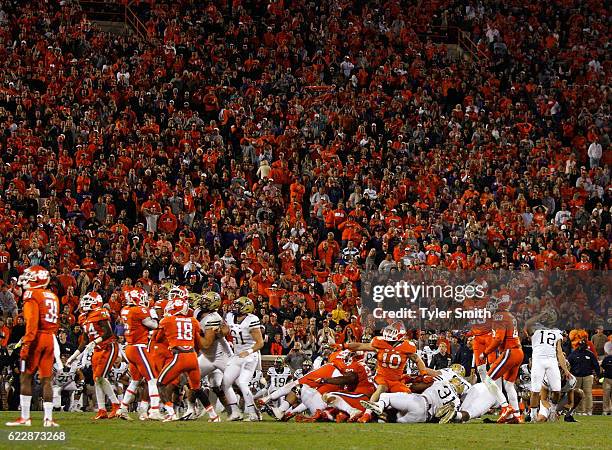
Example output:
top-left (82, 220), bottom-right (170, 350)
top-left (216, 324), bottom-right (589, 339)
top-left (302, 359), bottom-right (313, 373)
top-left (165, 298), bottom-right (189, 316)
top-left (80, 292), bottom-right (103, 312)
top-left (449, 376), bottom-right (466, 395)
top-left (188, 292), bottom-right (202, 307)
top-left (200, 291), bottom-right (222, 312)
top-left (497, 294), bottom-right (512, 311)
top-left (232, 296), bottom-right (254, 315)
top-left (18, 265), bottom-right (50, 290)
top-left (382, 322), bottom-right (406, 341)
top-left (125, 288), bottom-right (149, 307)
top-left (450, 363), bottom-right (466, 378)
top-left (274, 357), bottom-right (284, 371)
top-left (168, 285), bottom-right (188, 302)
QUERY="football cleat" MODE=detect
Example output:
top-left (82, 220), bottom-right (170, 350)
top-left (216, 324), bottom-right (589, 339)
top-left (228, 411), bottom-right (244, 421)
top-left (209, 415), bottom-right (221, 423)
top-left (245, 412), bottom-right (261, 422)
top-left (107, 403), bottom-right (121, 419)
top-left (139, 411), bottom-right (149, 421)
top-left (435, 403), bottom-right (456, 424)
top-left (497, 405), bottom-right (515, 423)
top-left (336, 412), bottom-right (349, 423)
top-left (357, 412), bottom-right (373, 423)
top-left (5, 417), bottom-right (32, 427)
top-left (360, 400), bottom-right (383, 416)
top-left (93, 409), bottom-right (108, 420)
top-left (163, 412), bottom-right (178, 422)
top-left (147, 410), bottom-right (164, 421)
top-left (117, 410), bottom-right (133, 421)
top-left (43, 419), bottom-right (60, 427)
top-left (564, 414), bottom-right (577, 422)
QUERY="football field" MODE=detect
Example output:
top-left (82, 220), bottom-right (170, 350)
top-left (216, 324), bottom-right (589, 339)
top-left (0, 413), bottom-right (610, 450)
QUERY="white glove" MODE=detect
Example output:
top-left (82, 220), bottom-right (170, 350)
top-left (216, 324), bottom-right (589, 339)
top-left (85, 341), bottom-right (96, 353)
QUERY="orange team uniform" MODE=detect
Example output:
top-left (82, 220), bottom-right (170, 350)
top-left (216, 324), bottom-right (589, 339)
top-left (465, 297), bottom-right (496, 367)
top-left (150, 299), bottom-right (173, 376)
top-left (20, 288), bottom-right (60, 378)
top-left (300, 350), bottom-right (347, 395)
top-left (485, 311), bottom-right (524, 382)
top-left (154, 315), bottom-right (202, 389)
top-left (327, 360), bottom-right (376, 412)
top-left (120, 305), bottom-right (156, 381)
top-left (371, 337), bottom-right (417, 393)
top-left (79, 308), bottom-right (119, 379)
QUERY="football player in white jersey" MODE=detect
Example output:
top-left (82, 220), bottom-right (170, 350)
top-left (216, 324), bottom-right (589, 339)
top-left (293, 359), bottom-right (313, 380)
top-left (361, 378), bottom-right (463, 423)
top-left (525, 311), bottom-right (570, 421)
top-left (268, 357), bottom-right (293, 393)
top-left (52, 355), bottom-right (83, 411)
top-left (538, 364), bottom-right (582, 423)
top-left (222, 296), bottom-right (264, 421)
top-left (184, 291), bottom-right (237, 420)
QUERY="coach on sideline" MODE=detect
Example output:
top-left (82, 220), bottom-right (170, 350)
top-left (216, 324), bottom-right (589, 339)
top-left (568, 340), bottom-right (601, 415)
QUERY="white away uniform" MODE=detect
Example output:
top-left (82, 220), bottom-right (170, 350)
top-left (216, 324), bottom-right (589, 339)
top-left (531, 328), bottom-right (563, 392)
top-left (52, 365), bottom-right (78, 409)
top-left (267, 366), bottom-right (292, 392)
top-left (459, 382), bottom-right (499, 420)
top-left (222, 312), bottom-right (262, 414)
top-left (196, 310), bottom-right (233, 387)
top-left (381, 381), bottom-right (460, 423)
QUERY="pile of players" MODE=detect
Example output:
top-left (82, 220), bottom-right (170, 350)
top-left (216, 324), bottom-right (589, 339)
top-left (6, 264), bottom-right (583, 427)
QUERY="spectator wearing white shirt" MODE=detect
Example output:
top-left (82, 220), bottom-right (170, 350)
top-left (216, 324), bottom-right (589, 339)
top-left (587, 138), bottom-right (602, 168)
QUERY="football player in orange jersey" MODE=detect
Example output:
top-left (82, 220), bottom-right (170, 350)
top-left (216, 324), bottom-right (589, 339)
top-left (66, 292), bottom-right (121, 419)
top-left (465, 294), bottom-right (496, 380)
top-left (258, 347), bottom-right (348, 420)
top-left (6, 266), bottom-right (61, 427)
top-left (319, 352), bottom-right (377, 422)
top-left (152, 296), bottom-right (219, 422)
top-left (116, 288), bottom-right (164, 421)
top-left (347, 321), bottom-right (427, 422)
top-left (479, 295), bottom-right (525, 423)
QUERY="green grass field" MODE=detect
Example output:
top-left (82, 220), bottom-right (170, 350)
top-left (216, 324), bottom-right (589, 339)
top-left (0, 412), bottom-right (610, 450)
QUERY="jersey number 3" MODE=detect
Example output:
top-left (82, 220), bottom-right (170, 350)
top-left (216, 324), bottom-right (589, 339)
top-left (44, 299), bottom-right (58, 324)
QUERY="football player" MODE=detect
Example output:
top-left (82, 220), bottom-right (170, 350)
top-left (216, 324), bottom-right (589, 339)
top-left (7, 266), bottom-right (61, 427)
top-left (525, 310), bottom-right (570, 422)
top-left (190, 291), bottom-right (237, 420)
top-left (537, 363), bottom-right (582, 423)
top-left (66, 292), bottom-right (121, 419)
top-left (319, 351), bottom-right (376, 422)
top-left (152, 296), bottom-right (219, 422)
top-left (479, 296), bottom-right (524, 423)
top-left (221, 296), bottom-right (264, 421)
top-left (361, 377), bottom-right (464, 423)
top-left (117, 288), bottom-right (163, 420)
top-left (347, 322), bottom-right (427, 422)
top-left (267, 357), bottom-right (293, 397)
top-left (52, 354), bottom-right (83, 412)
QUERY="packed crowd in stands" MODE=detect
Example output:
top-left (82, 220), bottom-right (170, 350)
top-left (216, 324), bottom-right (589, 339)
top-left (0, 0), bottom-right (610, 385)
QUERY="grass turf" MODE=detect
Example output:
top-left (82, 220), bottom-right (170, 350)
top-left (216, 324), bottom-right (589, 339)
top-left (0, 412), bottom-right (610, 450)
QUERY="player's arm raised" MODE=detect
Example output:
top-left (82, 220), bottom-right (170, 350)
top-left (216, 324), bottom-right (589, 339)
top-left (239, 326), bottom-right (264, 358)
